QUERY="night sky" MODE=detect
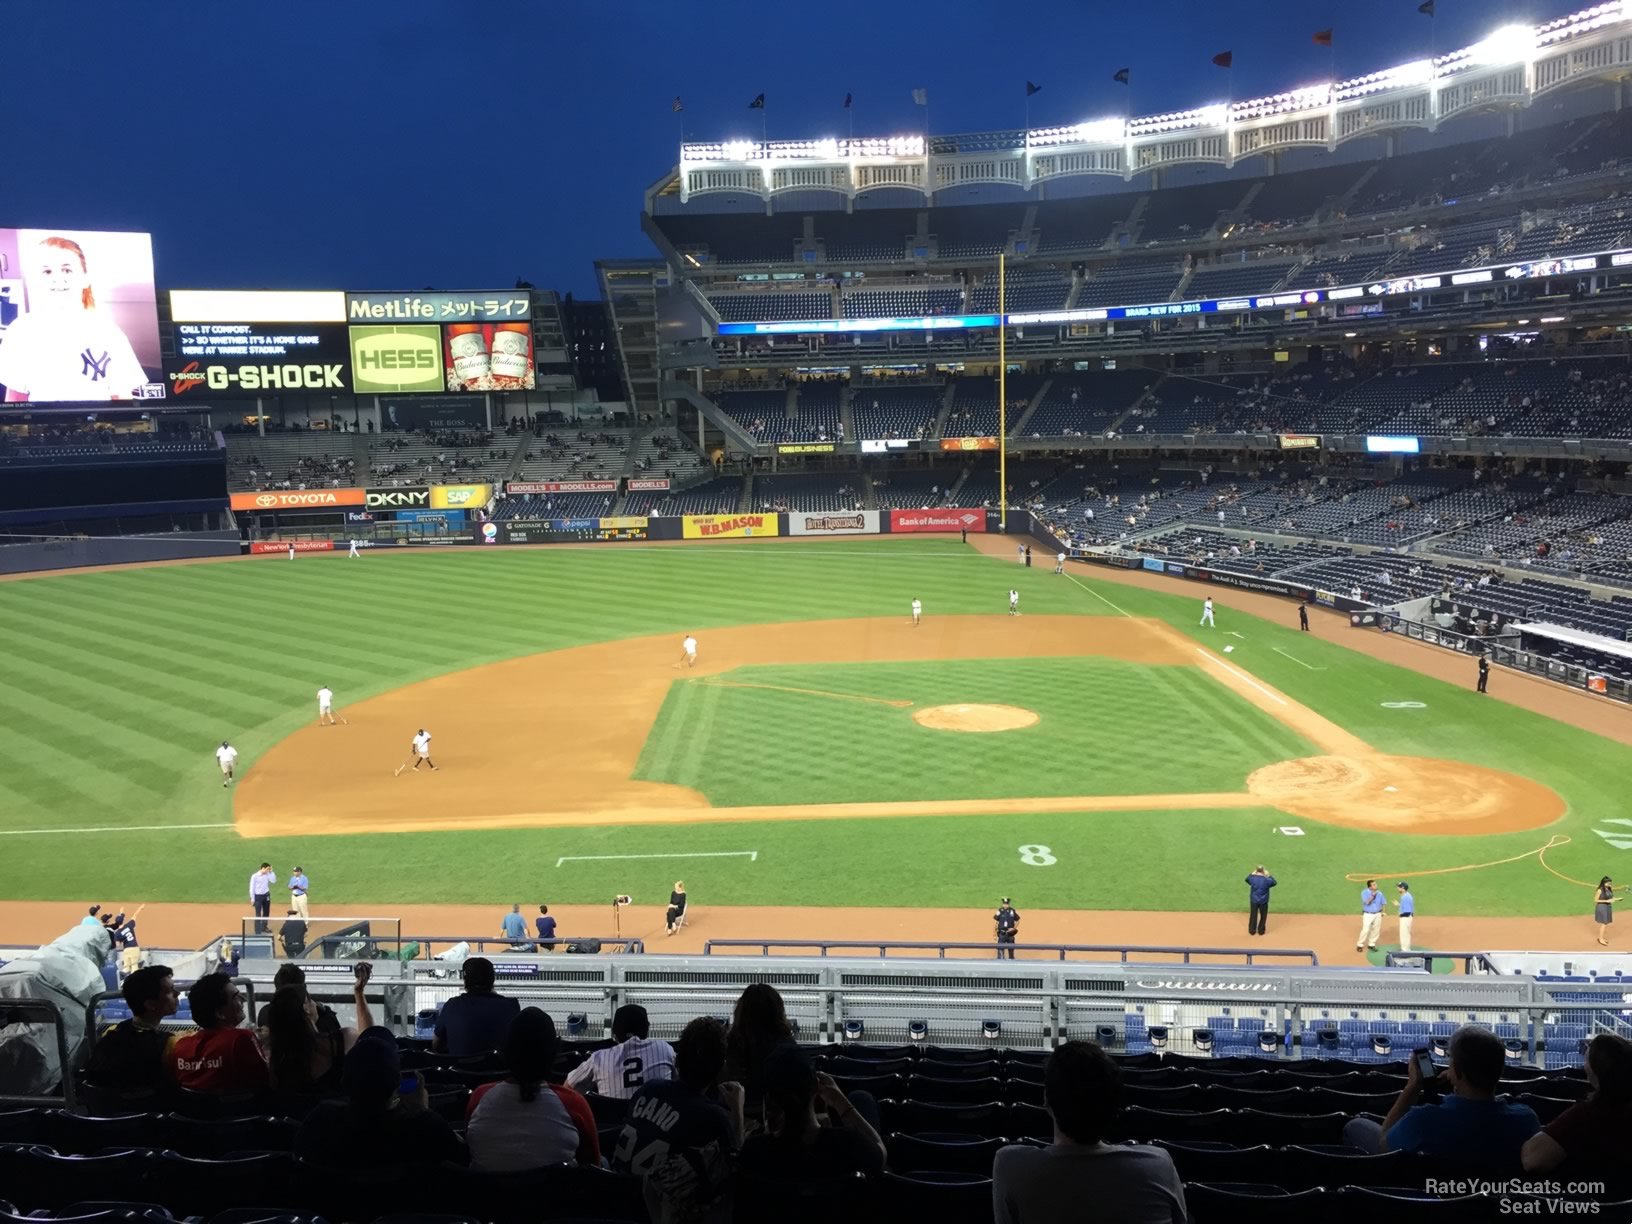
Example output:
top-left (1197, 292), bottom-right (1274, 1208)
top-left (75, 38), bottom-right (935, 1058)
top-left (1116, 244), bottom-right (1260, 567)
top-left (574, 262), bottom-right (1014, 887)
top-left (11, 0), bottom-right (1589, 296)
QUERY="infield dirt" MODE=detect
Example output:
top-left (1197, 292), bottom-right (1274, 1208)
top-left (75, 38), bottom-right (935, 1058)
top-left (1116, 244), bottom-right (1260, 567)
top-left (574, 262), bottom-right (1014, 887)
top-left (238, 606), bottom-right (1563, 841)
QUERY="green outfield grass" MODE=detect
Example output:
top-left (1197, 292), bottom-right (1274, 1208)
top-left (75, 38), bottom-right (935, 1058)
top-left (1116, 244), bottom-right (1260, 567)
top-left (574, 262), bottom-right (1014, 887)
top-left (0, 536), bottom-right (1623, 918)
top-left (635, 658), bottom-right (1314, 805)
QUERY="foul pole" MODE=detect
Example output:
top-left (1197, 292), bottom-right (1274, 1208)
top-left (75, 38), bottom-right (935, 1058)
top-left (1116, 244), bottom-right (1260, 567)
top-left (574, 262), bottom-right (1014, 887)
top-left (998, 252), bottom-right (1007, 532)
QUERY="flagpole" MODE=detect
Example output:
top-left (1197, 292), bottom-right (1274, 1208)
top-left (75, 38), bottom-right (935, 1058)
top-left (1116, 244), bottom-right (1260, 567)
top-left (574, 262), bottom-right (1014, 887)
top-left (998, 251), bottom-right (1007, 535)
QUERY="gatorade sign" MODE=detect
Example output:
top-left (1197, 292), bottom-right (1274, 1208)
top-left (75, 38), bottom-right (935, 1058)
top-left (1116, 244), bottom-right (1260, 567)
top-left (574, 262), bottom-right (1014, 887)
top-left (349, 325), bottom-right (443, 393)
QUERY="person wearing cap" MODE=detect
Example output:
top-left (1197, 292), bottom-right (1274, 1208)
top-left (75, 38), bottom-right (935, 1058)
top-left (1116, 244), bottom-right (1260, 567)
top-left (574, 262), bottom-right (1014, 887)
top-left (1245, 866), bottom-right (1277, 937)
top-left (1395, 882), bottom-right (1416, 952)
top-left (994, 898), bottom-right (1021, 959)
top-left (295, 1025), bottom-right (468, 1170)
top-left (566, 1004), bottom-right (677, 1100)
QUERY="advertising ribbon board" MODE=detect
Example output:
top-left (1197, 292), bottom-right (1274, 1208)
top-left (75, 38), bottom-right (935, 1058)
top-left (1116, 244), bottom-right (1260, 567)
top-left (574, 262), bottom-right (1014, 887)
top-left (345, 292), bottom-right (531, 323)
top-left (600, 516), bottom-right (649, 530)
top-left (231, 488), bottom-right (365, 511)
top-left (627, 478), bottom-right (670, 491)
top-left (430, 484), bottom-right (492, 510)
top-left (475, 520), bottom-right (648, 544)
top-left (887, 508), bottom-right (985, 534)
top-left (775, 443), bottom-right (835, 454)
top-left (788, 511), bottom-right (879, 536)
top-left (1278, 433), bottom-right (1322, 450)
top-left (506, 480), bottom-right (617, 494)
top-left (365, 487), bottom-right (431, 510)
top-left (938, 436), bottom-right (999, 451)
top-left (250, 540), bottom-right (334, 554)
top-left (681, 513), bottom-right (780, 539)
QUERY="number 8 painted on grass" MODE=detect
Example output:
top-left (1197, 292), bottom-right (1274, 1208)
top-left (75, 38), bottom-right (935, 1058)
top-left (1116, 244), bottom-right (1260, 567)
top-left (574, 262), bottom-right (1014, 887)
top-left (1019, 845), bottom-right (1056, 867)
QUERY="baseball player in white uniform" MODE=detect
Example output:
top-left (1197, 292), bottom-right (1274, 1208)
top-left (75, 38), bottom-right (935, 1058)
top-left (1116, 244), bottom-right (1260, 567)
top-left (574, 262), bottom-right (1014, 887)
top-left (347, 539), bottom-right (361, 558)
top-left (1008, 589), bottom-right (1020, 616)
top-left (411, 728), bottom-right (436, 771)
top-left (563, 1005), bottom-right (676, 1100)
top-left (1055, 551), bottom-right (1066, 574)
top-left (911, 598), bottom-right (922, 627)
top-left (1200, 597), bottom-right (1215, 627)
top-left (317, 686), bottom-right (336, 726)
top-left (287, 542), bottom-right (295, 561)
top-left (680, 634), bottom-right (698, 668)
top-left (216, 741), bottom-right (238, 787)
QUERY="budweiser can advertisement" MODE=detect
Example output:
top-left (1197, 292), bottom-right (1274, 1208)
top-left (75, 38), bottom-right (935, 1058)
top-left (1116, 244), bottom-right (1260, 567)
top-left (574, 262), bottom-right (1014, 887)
top-left (446, 323), bottom-right (491, 386)
top-left (488, 322), bottom-right (531, 382)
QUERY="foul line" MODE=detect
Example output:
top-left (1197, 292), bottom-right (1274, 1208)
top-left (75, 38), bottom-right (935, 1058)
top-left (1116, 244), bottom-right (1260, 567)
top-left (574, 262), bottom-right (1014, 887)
top-left (694, 676), bottom-right (913, 709)
top-left (1272, 646), bottom-right (1325, 672)
top-left (1344, 835), bottom-right (1632, 894)
top-left (1062, 569), bottom-right (1133, 618)
top-left (0, 822), bottom-right (234, 837)
top-left (556, 851), bottom-right (759, 867)
top-left (1195, 647), bottom-right (1289, 706)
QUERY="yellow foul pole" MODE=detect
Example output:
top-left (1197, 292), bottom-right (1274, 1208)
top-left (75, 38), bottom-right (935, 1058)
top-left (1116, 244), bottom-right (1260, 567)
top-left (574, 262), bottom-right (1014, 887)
top-left (998, 252), bottom-right (1007, 532)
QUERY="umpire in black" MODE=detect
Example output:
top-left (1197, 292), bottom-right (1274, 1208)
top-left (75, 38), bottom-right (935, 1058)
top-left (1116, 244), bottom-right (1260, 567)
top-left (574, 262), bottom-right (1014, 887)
top-left (994, 898), bottom-right (1020, 959)
top-left (1477, 652), bottom-right (1490, 694)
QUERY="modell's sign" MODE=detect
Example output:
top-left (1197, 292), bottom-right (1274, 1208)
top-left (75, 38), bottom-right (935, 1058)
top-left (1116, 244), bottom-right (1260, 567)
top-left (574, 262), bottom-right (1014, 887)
top-left (230, 488), bottom-right (365, 511)
top-left (507, 480), bottom-right (617, 494)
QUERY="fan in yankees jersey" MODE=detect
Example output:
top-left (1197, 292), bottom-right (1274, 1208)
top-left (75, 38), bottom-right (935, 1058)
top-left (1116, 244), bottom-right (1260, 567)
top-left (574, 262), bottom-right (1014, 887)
top-left (564, 1005), bottom-right (677, 1099)
top-left (0, 234), bottom-right (152, 403)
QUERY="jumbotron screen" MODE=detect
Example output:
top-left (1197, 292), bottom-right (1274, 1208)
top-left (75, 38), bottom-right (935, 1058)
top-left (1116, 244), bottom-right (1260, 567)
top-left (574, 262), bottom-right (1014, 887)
top-left (0, 227), bottom-right (164, 404)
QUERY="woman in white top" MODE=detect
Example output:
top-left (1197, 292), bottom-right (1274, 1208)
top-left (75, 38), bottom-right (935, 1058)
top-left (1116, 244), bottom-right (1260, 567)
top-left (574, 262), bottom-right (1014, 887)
top-left (465, 1007), bottom-right (599, 1171)
top-left (0, 235), bottom-right (148, 403)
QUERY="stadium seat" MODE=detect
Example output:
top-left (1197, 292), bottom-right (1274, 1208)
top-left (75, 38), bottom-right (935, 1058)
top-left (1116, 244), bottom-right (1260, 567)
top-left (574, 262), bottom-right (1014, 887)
top-left (39, 1111), bottom-right (151, 1155)
top-left (733, 1172), bottom-right (868, 1224)
top-left (1277, 1144), bottom-right (1430, 1190)
top-left (904, 1075), bottom-right (1005, 1105)
top-left (883, 1100), bottom-right (1006, 1137)
top-left (1151, 1140), bottom-right (1280, 1184)
top-left (1184, 1183), bottom-right (1329, 1220)
top-left (888, 1133), bottom-right (1007, 1176)
top-left (877, 1171), bottom-right (993, 1224)
top-left (158, 1113), bottom-right (298, 1158)
top-left (1110, 1107), bottom-right (1232, 1143)
top-left (1235, 1108), bottom-right (1350, 1146)
top-left (151, 1151), bottom-right (299, 1218)
top-left (429, 1164), bottom-right (644, 1224)
top-left (1338, 1186), bottom-right (1499, 1222)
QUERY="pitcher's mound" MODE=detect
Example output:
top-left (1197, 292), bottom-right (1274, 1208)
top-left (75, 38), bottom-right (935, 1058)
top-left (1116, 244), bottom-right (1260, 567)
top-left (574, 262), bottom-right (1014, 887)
top-left (913, 704), bottom-right (1039, 733)
top-left (1246, 754), bottom-right (1563, 835)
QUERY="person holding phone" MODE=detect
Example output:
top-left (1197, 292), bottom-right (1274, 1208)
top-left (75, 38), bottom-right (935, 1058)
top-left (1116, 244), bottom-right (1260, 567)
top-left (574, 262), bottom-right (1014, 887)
top-left (1341, 1026), bottom-right (1538, 1170)
top-left (262, 962), bottom-right (373, 1094)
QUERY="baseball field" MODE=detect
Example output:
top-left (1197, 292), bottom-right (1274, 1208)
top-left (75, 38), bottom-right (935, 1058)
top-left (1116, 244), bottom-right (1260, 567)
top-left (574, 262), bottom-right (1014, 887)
top-left (0, 534), bottom-right (1627, 947)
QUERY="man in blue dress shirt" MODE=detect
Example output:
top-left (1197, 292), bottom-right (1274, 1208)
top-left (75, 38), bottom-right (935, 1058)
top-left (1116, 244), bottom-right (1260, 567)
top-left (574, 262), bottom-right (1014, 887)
top-left (1356, 879), bottom-right (1385, 952)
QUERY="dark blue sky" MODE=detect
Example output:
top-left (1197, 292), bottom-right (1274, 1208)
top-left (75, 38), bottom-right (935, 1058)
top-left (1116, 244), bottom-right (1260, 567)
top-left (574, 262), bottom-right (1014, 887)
top-left (13, 0), bottom-right (1588, 297)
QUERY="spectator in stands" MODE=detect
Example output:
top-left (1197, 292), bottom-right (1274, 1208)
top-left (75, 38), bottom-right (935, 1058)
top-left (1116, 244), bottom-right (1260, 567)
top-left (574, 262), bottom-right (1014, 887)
top-left (296, 1026), bottom-right (468, 1170)
top-left (256, 962), bottom-right (341, 1034)
top-left (84, 964), bottom-right (178, 1093)
top-left (432, 956), bottom-right (519, 1056)
top-left (1342, 1026), bottom-right (1539, 1168)
top-left (167, 971), bottom-right (270, 1095)
top-left (262, 962), bottom-right (373, 1095)
top-left (724, 982), bottom-right (798, 1117)
top-left (500, 902), bottom-right (534, 951)
top-left (738, 1046), bottom-right (885, 1180)
top-left (1522, 1032), bottom-right (1632, 1178)
top-left (614, 1015), bottom-right (743, 1224)
top-left (466, 1007), bottom-right (600, 1171)
top-left (993, 1040), bottom-right (1186, 1224)
top-left (566, 1003), bottom-right (676, 1099)
top-left (534, 903), bottom-right (557, 952)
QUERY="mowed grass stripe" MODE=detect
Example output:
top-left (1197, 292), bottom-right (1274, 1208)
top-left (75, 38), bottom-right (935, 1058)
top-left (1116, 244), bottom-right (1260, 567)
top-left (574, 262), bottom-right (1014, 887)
top-left (0, 663), bottom-right (232, 765)
top-left (2, 643), bottom-right (286, 729)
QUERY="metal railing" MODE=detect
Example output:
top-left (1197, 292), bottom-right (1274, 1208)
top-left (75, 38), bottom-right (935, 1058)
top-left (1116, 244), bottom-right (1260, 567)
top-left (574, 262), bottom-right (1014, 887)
top-left (701, 939), bottom-right (1319, 965)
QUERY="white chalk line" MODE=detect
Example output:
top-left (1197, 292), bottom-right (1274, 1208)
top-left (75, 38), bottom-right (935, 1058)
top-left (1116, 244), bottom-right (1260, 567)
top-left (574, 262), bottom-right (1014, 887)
top-left (1195, 648), bottom-right (1289, 706)
top-left (1062, 569), bottom-right (1133, 618)
top-left (1227, 631), bottom-right (1245, 639)
top-left (0, 822), bottom-right (235, 837)
top-left (555, 851), bottom-right (759, 867)
top-left (1272, 646), bottom-right (1325, 672)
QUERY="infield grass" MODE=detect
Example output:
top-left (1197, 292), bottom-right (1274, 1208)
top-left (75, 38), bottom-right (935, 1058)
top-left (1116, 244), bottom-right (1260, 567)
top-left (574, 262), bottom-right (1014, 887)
top-left (0, 537), bottom-right (1624, 917)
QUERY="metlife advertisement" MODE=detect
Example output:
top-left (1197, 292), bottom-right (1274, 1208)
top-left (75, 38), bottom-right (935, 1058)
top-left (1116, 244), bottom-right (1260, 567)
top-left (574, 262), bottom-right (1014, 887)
top-left (347, 292), bottom-right (534, 393)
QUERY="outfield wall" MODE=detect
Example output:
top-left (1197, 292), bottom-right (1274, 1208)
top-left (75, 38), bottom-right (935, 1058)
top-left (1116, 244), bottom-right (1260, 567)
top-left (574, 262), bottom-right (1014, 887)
top-left (0, 531), bottom-right (241, 575)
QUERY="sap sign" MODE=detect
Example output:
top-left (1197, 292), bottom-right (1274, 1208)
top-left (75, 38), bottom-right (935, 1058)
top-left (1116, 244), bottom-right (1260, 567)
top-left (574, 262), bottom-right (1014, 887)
top-left (1365, 435), bottom-right (1421, 454)
top-left (348, 325), bottom-right (443, 393)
